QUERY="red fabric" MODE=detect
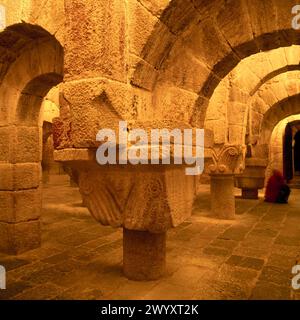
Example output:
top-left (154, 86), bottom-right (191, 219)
top-left (265, 170), bottom-right (285, 203)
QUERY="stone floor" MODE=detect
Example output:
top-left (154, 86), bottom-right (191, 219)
top-left (1, 175), bottom-right (300, 300)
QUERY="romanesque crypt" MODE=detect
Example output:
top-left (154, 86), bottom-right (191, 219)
top-left (0, 0), bottom-right (300, 301)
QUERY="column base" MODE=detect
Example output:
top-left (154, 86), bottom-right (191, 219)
top-left (123, 228), bottom-right (166, 281)
top-left (241, 188), bottom-right (258, 199)
top-left (210, 174), bottom-right (235, 220)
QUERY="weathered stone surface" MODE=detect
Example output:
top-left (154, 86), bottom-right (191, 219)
top-left (0, 220), bottom-right (41, 255)
top-left (0, 188), bottom-right (41, 223)
top-left (64, 0), bottom-right (127, 82)
top-left (12, 126), bottom-right (41, 163)
top-left (123, 228), bottom-right (166, 280)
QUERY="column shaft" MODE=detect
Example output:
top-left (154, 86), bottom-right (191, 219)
top-left (123, 228), bottom-right (166, 281)
top-left (210, 174), bottom-right (235, 220)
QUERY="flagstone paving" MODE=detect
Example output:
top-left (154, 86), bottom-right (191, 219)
top-left (1, 175), bottom-right (300, 300)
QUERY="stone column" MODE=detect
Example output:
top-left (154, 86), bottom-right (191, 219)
top-left (209, 145), bottom-right (245, 220)
top-left (210, 174), bottom-right (235, 220)
top-left (123, 228), bottom-right (166, 281)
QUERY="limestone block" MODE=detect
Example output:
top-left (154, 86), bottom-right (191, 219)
top-left (13, 163), bottom-right (41, 190)
top-left (228, 102), bottom-right (247, 125)
top-left (0, 220), bottom-right (41, 255)
top-left (232, 69), bottom-right (260, 94)
top-left (204, 129), bottom-right (214, 148)
top-left (241, 54), bottom-right (273, 81)
top-left (285, 79), bottom-right (298, 97)
top-left (216, 0), bottom-right (256, 58)
top-left (162, 47), bottom-right (211, 93)
top-left (0, 85), bottom-right (20, 126)
top-left (228, 125), bottom-right (245, 145)
top-left (147, 0), bottom-right (195, 35)
top-left (64, 0), bottom-right (127, 82)
top-left (0, 192), bottom-right (14, 222)
top-left (33, 0), bottom-right (65, 41)
top-left (0, 126), bottom-right (12, 161)
top-left (139, 0), bottom-right (171, 16)
top-left (257, 87), bottom-right (278, 107)
top-left (251, 96), bottom-right (269, 115)
top-left (246, 0), bottom-right (278, 50)
top-left (60, 79), bottom-right (134, 148)
top-left (184, 18), bottom-right (233, 72)
top-left (36, 40), bottom-right (64, 76)
top-left (205, 119), bottom-right (227, 145)
top-left (129, 54), bottom-right (158, 91)
top-left (13, 126), bottom-right (40, 163)
top-left (268, 48), bottom-right (288, 71)
top-left (192, 0), bottom-right (224, 16)
top-left (0, 188), bottom-right (41, 223)
top-left (131, 87), bottom-right (153, 121)
top-left (284, 46), bottom-right (300, 66)
top-left (251, 111), bottom-right (263, 136)
top-left (4, 51), bottom-right (33, 90)
top-left (0, 163), bottom-right (40, 191)
top-left (205, 79), bottom-right (229, 121)
top-left (152, 85), bottom-right (198, 122)
top-left (229, 85), bottom-right (248, 104)
top-left (0, 164), bottom-right (13, 190)
top-left (128, 0), bottom-right (174, 68)
top-left (13, 188), bottom-right (42, 223)
top-left (269, 81), bottom-right (288, 102)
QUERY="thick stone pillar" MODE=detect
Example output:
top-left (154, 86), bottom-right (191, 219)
top-left (210, 174), bottom-right (235, 220)
top-left (0, 162), bottom-right (42, 254)
top-left (123, 228), bottom-right (166, 281)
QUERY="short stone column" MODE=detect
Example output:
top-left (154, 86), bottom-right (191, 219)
top-left (210, 174), bottom-right (235, 220)
top-left (123, 229), bottom-right (166, 280)
top-left (209, 145), bottom-right (245, 220)
top-left (54, 149), bottom-right (196, 281)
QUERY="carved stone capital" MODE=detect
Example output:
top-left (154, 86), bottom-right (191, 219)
top-left (54, 149), bottom-right (195, 233)
top-left (77, 166), bottom-right (195, 233)
top-left (209, 145), bottom-right (246, 175)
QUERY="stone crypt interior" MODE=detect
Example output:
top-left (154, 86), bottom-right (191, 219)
top-left (1, 0), bottom-right (300, 300)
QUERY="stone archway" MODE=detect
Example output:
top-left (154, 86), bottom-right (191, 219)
top-left (0, 23), bottom-right (63, 255)
top-left (127, 1), bottom-right (300, 221)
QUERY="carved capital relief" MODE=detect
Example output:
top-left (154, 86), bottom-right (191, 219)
top-left (209, 145), bottom-right (246, 175)
top-left (77, 167), bottom-right (194, 232)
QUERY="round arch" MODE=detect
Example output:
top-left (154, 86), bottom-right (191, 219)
top-left (130, 0), bottom-right (300, 129)
top-left (0, 23), bottom-right (63, 254)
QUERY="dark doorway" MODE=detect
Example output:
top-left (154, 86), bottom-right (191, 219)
top-left (283, 124), bottom-right (293, 182)
top-left (294, 130), bottom-right (300, 174)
